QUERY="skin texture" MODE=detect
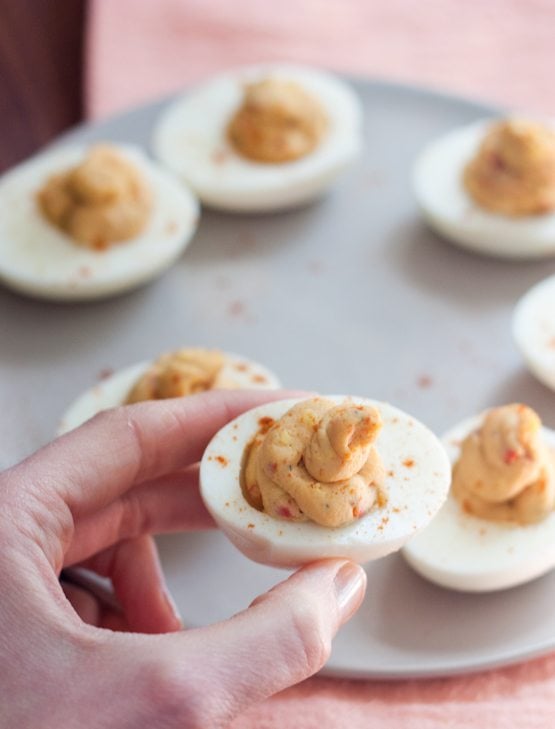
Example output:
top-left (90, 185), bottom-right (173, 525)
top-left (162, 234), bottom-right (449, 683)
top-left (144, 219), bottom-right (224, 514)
top-left (0, 390), bottom-right (366, 728)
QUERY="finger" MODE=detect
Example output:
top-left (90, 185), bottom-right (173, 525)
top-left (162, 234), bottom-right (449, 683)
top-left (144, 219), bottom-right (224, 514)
top-left (60, 581), bottom-right (130, 632)
top-left (13, 389), bottom-right (301, 519)
top-left (79, 535), bottom-right (182, 634)
top-left (111, 560), bottom-right (366, 727)
top-left (61, 581), bottom-right (102, 626)
top-left (63, 464), bottom-right (214, 567)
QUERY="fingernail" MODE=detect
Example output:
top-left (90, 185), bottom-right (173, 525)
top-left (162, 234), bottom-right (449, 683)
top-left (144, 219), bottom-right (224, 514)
top-left (334, 562), bottom-right (366, 624)
top-left (163, 588), bottom-right (183, 629)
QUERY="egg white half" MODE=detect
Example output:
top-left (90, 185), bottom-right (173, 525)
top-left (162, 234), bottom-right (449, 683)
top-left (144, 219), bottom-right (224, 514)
top-left (513, 275), bottom-right (555, 392)
top-left (403, 414), bottom-right (555, 592)
top-left (413, 120), bottom-right (555, 259)
top-left (200, 396), bottom-right (451, 569)
top-left (152, 64), bottom-right (363, 212)
top-left (57, 353), bottom-right (281, 435)
top-left (0, 144), bottom-right (199, 300)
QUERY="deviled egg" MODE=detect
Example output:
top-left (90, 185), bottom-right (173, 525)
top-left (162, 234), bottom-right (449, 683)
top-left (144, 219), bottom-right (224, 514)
top-left (200, 396), bottom-right (451, 568)
top-left (513, 274), bottom-right (555, 392)
top-left (413, 118), bottom-right (555, 258)
top-left (152, 64), bottom-right (363, 212)
top-left (403, 404), bottom-right (555, 592)
top-left (58, 347), bottom-right (280, 434)
top-left (0, 143), bottom-right (199, 300)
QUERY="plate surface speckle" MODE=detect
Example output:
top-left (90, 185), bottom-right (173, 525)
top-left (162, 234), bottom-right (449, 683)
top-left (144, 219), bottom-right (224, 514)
top-left (2, 78), bottom-right (555, 678)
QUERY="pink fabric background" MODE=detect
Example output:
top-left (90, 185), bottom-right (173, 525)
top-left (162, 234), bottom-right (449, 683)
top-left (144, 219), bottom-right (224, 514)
top-left (87, 1), bottom-right (555, 726)
top-left (87, 0), bottom-right (555, 119)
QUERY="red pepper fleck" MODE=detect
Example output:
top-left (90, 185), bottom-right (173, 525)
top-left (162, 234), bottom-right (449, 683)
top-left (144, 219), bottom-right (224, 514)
top-left (92, 237), bottom-right (109, 251)
top-left (277, 506), bottom-right (292, 519)
top-left (212, 149), bottom-right (229, 165)
top-left (251, 374), bottom-right (267, 384)
top-left (403, 458), bottom-right (415, 468)
top-left (490, 152), bottom-right (507, 172)
top-left (258, 416), bottom-right (275, 434)
top-left (247, 523), bottom-right (255, 529)
top-left (215, 455), bottom-right (229, 467)
top-left (417, 374), bottom-right (433, 389)
top-left (504, 449), bottom-right (519, 465)
top-left (228, 300), bottom-right (246, 318)
top-left (97, 367), bottom-right (114, 381)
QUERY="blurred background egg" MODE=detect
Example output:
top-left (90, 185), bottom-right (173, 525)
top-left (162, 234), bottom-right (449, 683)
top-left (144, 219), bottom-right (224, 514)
top-left (413, 120), bottom-right (555, 259)
top-left (0, 144), bottom-right (199, 300)
top-left (152, 63), bottom-right (363, 212)
top-left (403, 413), bottom-right (555, 592)
top-left (513, 275), bottom-right (555, 392)
top-left (58, 350), bottom-right (281, 434)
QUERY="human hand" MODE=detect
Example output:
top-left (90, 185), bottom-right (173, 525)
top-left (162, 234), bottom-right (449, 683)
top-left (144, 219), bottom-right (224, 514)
top-left (0, 390), bottom-right (366, 728)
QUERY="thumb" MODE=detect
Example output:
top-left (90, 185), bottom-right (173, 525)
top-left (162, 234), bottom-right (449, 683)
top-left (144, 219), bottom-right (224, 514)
top-left (121, 559), bottom-right (366, 727)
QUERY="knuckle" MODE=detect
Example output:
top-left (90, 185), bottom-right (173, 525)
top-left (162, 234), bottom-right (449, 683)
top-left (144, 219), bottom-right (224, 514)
top-left (117, 492), bottom-right (145, 540)
top-left (140, 660), bottom-right (218, 729)
top-left (288, 596), bottom-right (332, 676)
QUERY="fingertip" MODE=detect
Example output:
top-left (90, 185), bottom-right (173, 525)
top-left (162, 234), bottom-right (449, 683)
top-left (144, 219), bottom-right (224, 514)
top-left (333, 561), bottom-right (366, 624)
top-left (162, 588), bottom-right (183, 631)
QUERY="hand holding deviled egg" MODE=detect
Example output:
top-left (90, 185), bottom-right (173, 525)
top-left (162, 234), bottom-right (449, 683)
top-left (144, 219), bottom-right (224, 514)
top-left (200, 395), bottom-right (451, 568)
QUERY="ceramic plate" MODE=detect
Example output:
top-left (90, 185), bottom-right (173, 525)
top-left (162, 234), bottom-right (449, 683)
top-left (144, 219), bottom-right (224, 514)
top-left (2, 77), bottom-right (555, 678)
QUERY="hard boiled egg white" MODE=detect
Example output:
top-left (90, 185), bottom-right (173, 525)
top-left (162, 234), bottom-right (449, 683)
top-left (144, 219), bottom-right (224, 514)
top-left (58, 352), bottom-right (281, 434)
top-left (200, 396), bottom-right (451, 569)
top-left (513, 275), bottom-right (555, 392)
top-left (403, 414), bottom-right (555, 592)
top-left (0, 144), bottom-right (199, 300)
top-left (152, 64), bottom-right (363, 212)
top-left (413, 120), bottom-right (555, 259)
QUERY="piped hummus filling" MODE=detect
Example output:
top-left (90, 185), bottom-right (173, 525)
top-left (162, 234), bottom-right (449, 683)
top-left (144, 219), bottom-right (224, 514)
top-left (228, 78), bottom-right (328, 163)
top-left (126, 348), bottom-right (225, 403)
top-left (37, 145), bottom-right (152, 249)
top-left (463, 119), bottom-right (555, 216)
top-left (452, 403), bottom-right (555, 524)
top-left (242, 398), bottom-right (386, 527)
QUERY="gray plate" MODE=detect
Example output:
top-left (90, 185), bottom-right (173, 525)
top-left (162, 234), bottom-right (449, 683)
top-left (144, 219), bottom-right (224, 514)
top-left (2, 78), bottom-right (555, 679)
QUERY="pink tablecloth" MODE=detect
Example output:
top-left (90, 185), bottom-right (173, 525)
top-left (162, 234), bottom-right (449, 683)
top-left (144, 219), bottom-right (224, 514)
top-left (86, 1), bottom-right (555, 726)
top-left (87, 0), bottom-right (555, 119)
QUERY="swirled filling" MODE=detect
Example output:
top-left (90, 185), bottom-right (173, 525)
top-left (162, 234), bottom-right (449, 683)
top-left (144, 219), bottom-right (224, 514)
top-left (37, 145), bottom-right (152, 249)
top-left (463, 120), bottom-right (555, 216)
top-left (227, 78), bottom-right (328, 163)
top-left (126, 348), bottom-right (225, 403)
top-left (242, 398), bottom-right (386, 527)
top-left (452, 403), bottom-right (555, 524)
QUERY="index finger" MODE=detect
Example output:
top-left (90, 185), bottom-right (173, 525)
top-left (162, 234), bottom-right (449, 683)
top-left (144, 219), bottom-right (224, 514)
top-left (9, 389), bottom-right (301, 518)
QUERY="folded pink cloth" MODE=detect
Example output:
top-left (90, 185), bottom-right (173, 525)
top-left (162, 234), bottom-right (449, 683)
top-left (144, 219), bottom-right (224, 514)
top-left (86, 1), bottom-right (555, 725)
